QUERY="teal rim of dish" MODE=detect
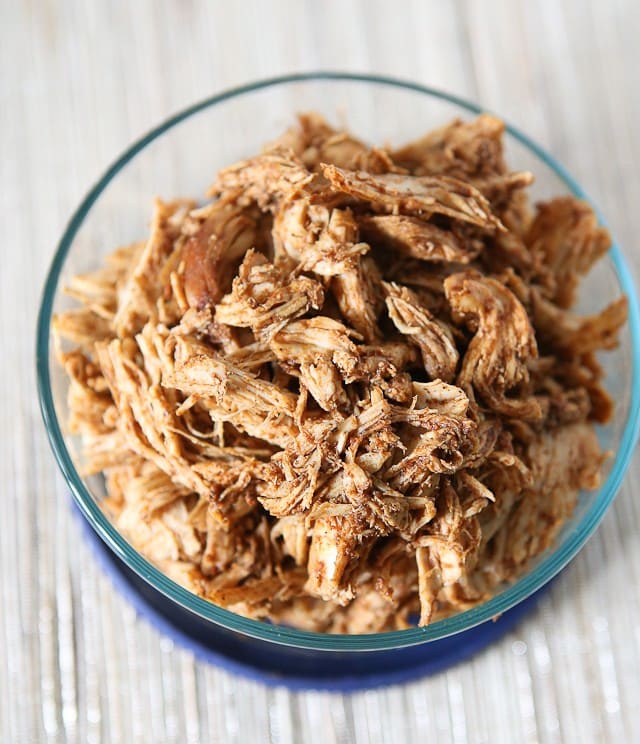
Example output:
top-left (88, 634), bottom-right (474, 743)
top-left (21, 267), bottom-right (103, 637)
top-left (36, 72), bottom-right (640, 651)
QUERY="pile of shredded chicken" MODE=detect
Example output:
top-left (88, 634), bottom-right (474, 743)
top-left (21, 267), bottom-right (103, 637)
top-left (54, 113), bottom-right (628, 632)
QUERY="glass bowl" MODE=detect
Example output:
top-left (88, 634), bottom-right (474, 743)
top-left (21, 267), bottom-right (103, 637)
top-left (37, 73), bottom-right (640, 653)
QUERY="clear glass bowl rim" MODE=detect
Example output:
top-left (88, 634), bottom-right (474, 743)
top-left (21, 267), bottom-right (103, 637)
top-left (36, 72), bottom-right (640, 651)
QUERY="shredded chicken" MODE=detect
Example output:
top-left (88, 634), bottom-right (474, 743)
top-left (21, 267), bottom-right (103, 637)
top-left (384, 282), bottom-right (459, 382)
top-left (54, 112), bottom-right (626, 633)
top-left (322, 164), bottom-right (504, 231)
top-left (444, 271), bottom-right (542, 420)
top-left (360, 215), bottom-right (484, 264)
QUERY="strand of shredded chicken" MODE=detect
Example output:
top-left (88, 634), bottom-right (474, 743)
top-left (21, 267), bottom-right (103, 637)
top-left (53, 112), bottom-right (627, 633)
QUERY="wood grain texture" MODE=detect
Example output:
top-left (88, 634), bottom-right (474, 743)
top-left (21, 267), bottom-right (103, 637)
top-left (2, 1), bottom-right (639, 741)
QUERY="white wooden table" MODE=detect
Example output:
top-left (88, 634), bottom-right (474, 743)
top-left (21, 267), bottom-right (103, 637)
top-left (3, 2), bottom-right (639, 741)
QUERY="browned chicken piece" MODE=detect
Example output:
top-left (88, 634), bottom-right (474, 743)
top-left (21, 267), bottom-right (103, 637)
top-left (225, 342), bottom-right (277, 370)
top-left (270, 316), bottom-right (359, 410)
top-left (305, 516), bottom-right (358, 603)
top-left (352, 474), bottom-right (417, 535)
top-left (472, 444), bottom-right (531, 535)
top-left (215, 249), bottom-right (324, 336)
top-left (52, 308), bottom-right (114, 351)
top-left (322, 164), bottom-right (504, 231)
top-left (414, 480), bottom-right (484, 625)
top-left (500, 188), bottom-right (533, 237)
top-left (501, 423), bottom-right (604, 567)
top-left (58, 350), bottom-right (115, 437)
top-left (456, 470), bottom-right (496, 519)
top-left (113, 465), bottom-right (202, 565)
top-left (385, 417), bottom-right (475, 485)
top-left (445, 271), bottom-right (543, 420)
top-left (386, 252), bottom-right (469, 283)
top-left (206, 574), bottom-right (298, 617)
top-left (531, 288), bottom-right (628, 356)
top-left (378, 382), bottom-right (474, 492)
top-left (290, 356), bottom-right (350, 415)
top-left (326, 387), bottom-right (400, 474)
top-left (138, 326), bottom-right (296, 450)
top-left (349, 341), bottom-right (419, 403)
top-left (391, 114), bottom-right (507, 178)
top-left (405, 379), bottom-right (470, 417)
top-left (383, 282), bottom-right (459, 382)
top-left (415, 546), bottom-right (443, 625)
top-left (208, 152), bottom-right (314, 211)
top-left (271, 514), bottom-right (309, 566)
top-left (182, 198), bottom-right (261, 310)
top-left (269, 111), bottom-right (396, 174)
top-left (160, 332), bottom-right (298, 420)
top-left (526, 196), bottom-right (611, 308)
top-left (540, 355), bottom-right (614, 424)
top-left (482, 228), bottom-right (534, 276)
top-left (270, 316), bottom-right (359, 372)
top-left (62, 243), bottom-right (142, 321)
top-left (390, 115), bottom-right (536, 221)
top-left (305, 506), bottom-right (372, 605)
top-left (95, 336), bottom-right (231, 504)
top-left (367, 540), bottom-right (423, 624)
top-left (473, 171), bottom-right (534, 208)
top-left (255, 443), bottom-right (327, 518)
top-left (354, 340), bottom-right (419, 373)
top-left (360, 214), bottom-right (484, 263)
top-left (54, 234), bottom-right (142, 357)
top-left (272, 199), bottom-right (370, 275)
top-left (114, 199), bottom-right (193, 337)
top-left (331, 256), bottom-right (384, 343)
top-left (552, 387), bottom-right (591, 425)
top-left (55, 112), bottom-right (626, 632)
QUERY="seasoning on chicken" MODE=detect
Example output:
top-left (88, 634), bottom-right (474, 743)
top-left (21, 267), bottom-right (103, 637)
top-left (444, 271), bottom-right (543, 420)
top-left (526, 196), bottom-right (611, 308)
top-left (53, 112), bottom-right (626, 633)
top-left (322, 164), bottom-right (504, 231)
top-left (360, 215), bottom-right (484, 264)
top-left (383, 281), bottom-right (459, 382)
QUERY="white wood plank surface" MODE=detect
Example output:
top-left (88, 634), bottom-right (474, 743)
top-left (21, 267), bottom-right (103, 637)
top-left (2, 1), bottom-right (639, 741)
